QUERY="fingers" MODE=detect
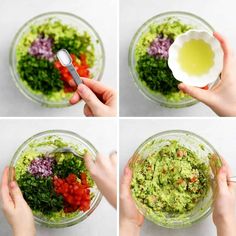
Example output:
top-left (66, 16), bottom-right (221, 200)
top-left (84, 153), bottom-right (96, 176)
top-left (68, 79), bottom-right (77, 87)
top-left (84, 104), bottom-right (94, 117)
top-left (70, 91), bottom-right (80, 105)
top-left (9, 181), bottom-right (24, 204)
top-left (178, 83), bottom-right (215, 106)
top-left (120, 166), bottom-right (132, 198)
top-left (221, 158), bottom-right (233, 176)
top-left (109, 151), bottom-right (117, 166)
top-left (213, 32), bottom-right (232, 60)
top-left (82, 77), bottom-right (112, 95)
top-left (221, 158), bottom-right (234, 190)
top-left (76, 84), bottom-right (105, 115)
top-left (0, 167), bottom-right (13, 208)
top-left (216, 166), bottom-right (229, 194)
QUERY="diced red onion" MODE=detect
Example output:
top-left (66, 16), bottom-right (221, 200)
top-left (29, 36), bottom-right (55, 61)
top-left (147, 35), bottom-right (173, 59)
top-left (28, 156), bottom-right (55, 177)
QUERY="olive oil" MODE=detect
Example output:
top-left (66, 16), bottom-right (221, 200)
top-left (178, 39), bottom-right (214, 76)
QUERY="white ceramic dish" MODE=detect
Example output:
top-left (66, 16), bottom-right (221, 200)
top-left (168, 30), bottom-right (223, 87)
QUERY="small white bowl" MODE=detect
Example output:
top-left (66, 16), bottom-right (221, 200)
top-left (168, 30), bottom-right (223, 87)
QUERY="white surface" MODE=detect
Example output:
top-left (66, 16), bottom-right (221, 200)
top-left (0, 118), bottom-right (117, 236)
top-left (0, 0), bottom-right (117, 117)
top-left (119, 118), bottom-right (236, 236)
top-left (119, 0), bottom-right (236, 117)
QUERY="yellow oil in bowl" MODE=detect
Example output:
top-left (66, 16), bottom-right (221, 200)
top-left (178, 39), bottom-right (214, 76)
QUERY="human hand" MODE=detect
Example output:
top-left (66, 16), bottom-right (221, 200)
top-left (84, 152), bottom-right (117, 208)
top-left (69, 77), bottom-right (117, 117)
top-left (120, 166), bottom-right (144, 236)
top-left (213, 159), bottom-right (236, 236)
top-left (0, 167), bottom-right (35, 236)
top-left (178, 32), bottom-right (236, 116)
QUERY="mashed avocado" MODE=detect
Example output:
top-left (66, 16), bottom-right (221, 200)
top-left (131, 140), bottom-right (210, 219)
top-left (135, 18), bottom-right (192, 102)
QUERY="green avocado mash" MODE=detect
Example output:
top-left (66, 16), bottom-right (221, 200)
top-left (131, 140), bottom-right (210, 221)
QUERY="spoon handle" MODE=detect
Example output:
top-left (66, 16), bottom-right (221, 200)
top-left (228, 176), bottom-right (236, 183)
top-left (67, 64), bottom-right (83, 86)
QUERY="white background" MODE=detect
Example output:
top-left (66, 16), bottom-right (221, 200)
top-left (0, 0), bottom-right (117, 117)
top-left (119, 118), bottom-right (236, 236)
top-left (0, 118), bottom-right (117, 236)
top-left (119, 0), bottom-right (236, 117)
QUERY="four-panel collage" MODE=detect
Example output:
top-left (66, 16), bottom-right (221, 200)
top-left (0, 0), bottom-right (236, 236)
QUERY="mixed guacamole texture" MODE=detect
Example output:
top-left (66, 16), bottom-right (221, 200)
top-left (131, 140), bottom-right (211, 223)
top-left (16, 18), bottom-right (96, 103)
top-left (135, 17), bottom-right (192, 102)
top-left (14, 135), bottom-right (95, 222)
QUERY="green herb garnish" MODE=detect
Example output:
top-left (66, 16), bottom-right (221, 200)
top-left (17, 54), bottom-right (63, 95)
top-left (136, 54), bottom-right (179, 94)
top-left (17, 173), bottom-right (63, 214)
top-left (54, 153), bottom-right (87, 178)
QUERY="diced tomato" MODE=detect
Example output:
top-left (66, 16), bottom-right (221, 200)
top-left (81, 173), bottom-right (87, 180)
top-left (201, 85), bottom-right (209, 90)
top-left (80, 54), bottom-right (88, 66)
top-left (70, 54), bottom-right (77, 62)
top-left (190, 177), bottom-right (197, 183)
top-left (66, 173), bottom-right (77, 183)
top-left (53, 172), bottom-right (91, 213)
top-left (54, 54), bottom-right (90, 93)
top-left (54, 61), bottom-right (62, 70)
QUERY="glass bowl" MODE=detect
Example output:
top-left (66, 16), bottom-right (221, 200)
top-left (129, 130), bottom-right (222, 228)
top-left (10, 12), bottom-right (105, 107)
top-left (9, 130), bottom-right (102, 228)
top-left (128, 11), bottom-right (215, 108)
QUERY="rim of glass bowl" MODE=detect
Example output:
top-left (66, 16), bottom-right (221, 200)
top-left (9, 12), bottom-right (105, 108)
top-left (9, 129), bottom-right (102, 228)
top-left (129, 129), bottom-right (222, 228)
top-left (128, 11), bottom-right (216, 108)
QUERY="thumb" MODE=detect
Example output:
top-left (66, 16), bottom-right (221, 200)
top-left (216, 166), bottom-right (229, 194)
top-left (178, 83), bottom-right (215, 106)
top-left (9, 181), bottom-right (24, 204)
top-left (120, 166), bottom-right (132, 198)
top-left (76, 84), bottom-right (105, 114)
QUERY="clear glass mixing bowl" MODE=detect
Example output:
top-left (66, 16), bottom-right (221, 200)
top-left (9, 130), bottom-right (102, 228)
top-left (129, 12), bottom-right (216, 108)
top-left (10, 12), bottom-right (105, 107)
top-left (129, 130), bottom-right (222, 228)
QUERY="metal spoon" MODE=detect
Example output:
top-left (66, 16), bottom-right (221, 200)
top-left (211, 176), bottom-right (236, 183)
top-left (56, 49), bottom-right (82, 85)
top-left (48, 147), bottom-right (83, 159)
top-left (227, 176), bottom-right (236, 183)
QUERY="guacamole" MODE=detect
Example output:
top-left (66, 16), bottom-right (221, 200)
top-left (131, 140), bottom-right (210, 219)
top-left (16, 18), bottom-right (96, 103)
top-left (135, 17), bottom-right (192, 102)
top-left (15, 135), bottom-right (95, 222)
